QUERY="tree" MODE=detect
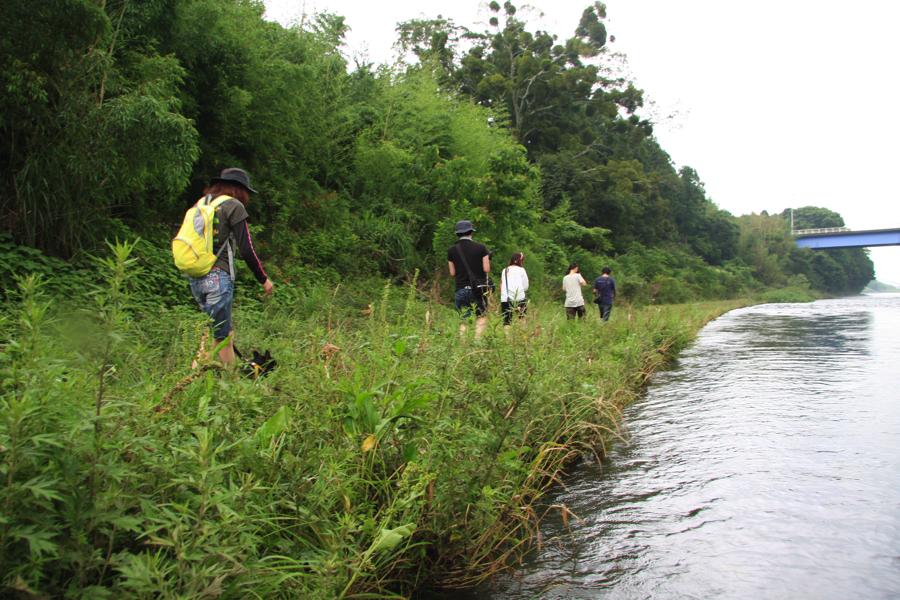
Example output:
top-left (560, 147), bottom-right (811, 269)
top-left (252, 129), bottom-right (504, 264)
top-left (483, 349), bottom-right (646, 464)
top-left (787, 206), bottom-right (845, 229)
top-left (0, 0), bottom-right (197, 255)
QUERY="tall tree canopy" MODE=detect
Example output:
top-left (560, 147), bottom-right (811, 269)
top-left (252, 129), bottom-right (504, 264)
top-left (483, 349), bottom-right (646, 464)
top-left (0, 0), bottom-right (873, 298)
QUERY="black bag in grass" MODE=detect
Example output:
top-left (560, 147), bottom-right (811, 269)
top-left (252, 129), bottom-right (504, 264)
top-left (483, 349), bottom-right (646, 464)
top-left (235, 346), bottom-right (277, 379)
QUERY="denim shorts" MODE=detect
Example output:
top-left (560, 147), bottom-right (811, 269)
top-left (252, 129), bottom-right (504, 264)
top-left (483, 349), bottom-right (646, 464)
top-left (455, 287), bottom-right (486, 319)
top-left (189, 269), bottom-right (234, 339)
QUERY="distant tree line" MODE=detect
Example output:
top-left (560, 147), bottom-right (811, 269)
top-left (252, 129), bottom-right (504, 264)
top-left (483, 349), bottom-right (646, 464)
top-left (0, 0), bottom-right (873, 298)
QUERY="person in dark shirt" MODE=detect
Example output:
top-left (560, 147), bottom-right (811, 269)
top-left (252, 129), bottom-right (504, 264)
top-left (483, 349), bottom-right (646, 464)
top-left (447, 219), bottom-right (491, 337)
top-left (593, 266), bottom-right (616, 322)
top-left (188, 168), bottom-right (273, 365)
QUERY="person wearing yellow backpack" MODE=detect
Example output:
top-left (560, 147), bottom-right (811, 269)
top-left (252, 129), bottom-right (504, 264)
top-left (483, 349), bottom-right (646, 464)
top-left (179, 168), bottom-right (273, 366)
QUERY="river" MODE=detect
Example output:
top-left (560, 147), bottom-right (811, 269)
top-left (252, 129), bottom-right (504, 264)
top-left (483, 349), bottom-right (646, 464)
top-left (470, 294), bottom-right (900, 599)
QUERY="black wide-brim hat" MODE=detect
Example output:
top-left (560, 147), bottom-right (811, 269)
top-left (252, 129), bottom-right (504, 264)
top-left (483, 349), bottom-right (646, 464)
top-left (454, 219), bottom-right (475, 234)
top-left (211, 167), bottom-right (257, 193)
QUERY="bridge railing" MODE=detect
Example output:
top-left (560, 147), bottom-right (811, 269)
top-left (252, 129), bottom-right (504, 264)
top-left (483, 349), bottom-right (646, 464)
top-left (792, 227), bottom-right (850, 236)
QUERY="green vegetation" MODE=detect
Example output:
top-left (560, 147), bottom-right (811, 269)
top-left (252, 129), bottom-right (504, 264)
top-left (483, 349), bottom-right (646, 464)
top-left (0, 0), bottom-right (877, 596)
top-left (1, 243), bottom-right (742, 597)
top-left (1, 0), bottom-right (872, 298)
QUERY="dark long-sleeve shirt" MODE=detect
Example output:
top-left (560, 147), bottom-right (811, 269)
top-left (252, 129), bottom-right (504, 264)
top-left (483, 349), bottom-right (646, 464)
top-left (212, 197), bottom-right (268, 284)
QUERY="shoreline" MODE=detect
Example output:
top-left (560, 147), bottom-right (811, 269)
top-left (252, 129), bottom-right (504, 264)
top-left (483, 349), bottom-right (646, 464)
top-left (1, 278), bottom-right (746, 598)
top-left (420, 298), bottom-right (747, 592)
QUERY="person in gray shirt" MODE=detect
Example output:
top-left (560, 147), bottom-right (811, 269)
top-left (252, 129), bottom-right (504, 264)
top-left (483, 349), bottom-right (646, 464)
top-left (562, 263), bottom-right (588, 320)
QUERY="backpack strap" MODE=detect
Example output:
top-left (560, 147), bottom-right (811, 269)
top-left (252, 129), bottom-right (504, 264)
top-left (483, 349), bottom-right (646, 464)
top-left (207, 194), bottom-right (236, 279)
top-left (504, 267), bottom-right (509, 301)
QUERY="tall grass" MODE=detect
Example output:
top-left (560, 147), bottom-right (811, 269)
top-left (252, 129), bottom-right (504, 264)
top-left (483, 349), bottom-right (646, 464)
top-left (0, 242), bottom-right (742, 598)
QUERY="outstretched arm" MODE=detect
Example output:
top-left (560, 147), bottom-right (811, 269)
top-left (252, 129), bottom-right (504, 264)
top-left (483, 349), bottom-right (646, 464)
top-left (233, 220), bottom-right (268, 284)
top-left (233, 220), bottom-right (273, 295)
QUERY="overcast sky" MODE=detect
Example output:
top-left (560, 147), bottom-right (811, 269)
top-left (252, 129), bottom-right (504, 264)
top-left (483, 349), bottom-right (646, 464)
top-left (264, 0), bottom-right (900, 285)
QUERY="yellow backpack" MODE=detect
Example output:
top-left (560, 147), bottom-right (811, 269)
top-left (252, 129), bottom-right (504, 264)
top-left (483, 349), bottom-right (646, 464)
top-left (172, 194), bottom-right (233, 277)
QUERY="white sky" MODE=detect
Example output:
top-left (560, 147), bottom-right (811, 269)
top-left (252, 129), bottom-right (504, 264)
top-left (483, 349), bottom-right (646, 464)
top-left (264, 0), bottom-right (900, 285)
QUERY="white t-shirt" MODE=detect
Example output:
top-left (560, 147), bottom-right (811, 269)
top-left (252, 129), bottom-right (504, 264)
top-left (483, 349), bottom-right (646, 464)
top-left (562, 272), bottom-right (587, 307)
top-left (500, 265), bottom-right (529, 302)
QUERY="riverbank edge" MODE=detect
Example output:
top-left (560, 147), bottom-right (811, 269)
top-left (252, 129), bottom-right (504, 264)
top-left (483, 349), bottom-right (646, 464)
top-left (0, 271), bottom-right (750, 598)
top-left (419, 298), bottom-right (750, 592)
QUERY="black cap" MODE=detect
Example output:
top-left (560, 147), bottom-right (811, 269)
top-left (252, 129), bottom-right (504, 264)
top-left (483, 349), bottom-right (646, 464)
top-left (454, 219), bottom-right (475, 234)
top-left (211, 167), bottom-right (257, 193)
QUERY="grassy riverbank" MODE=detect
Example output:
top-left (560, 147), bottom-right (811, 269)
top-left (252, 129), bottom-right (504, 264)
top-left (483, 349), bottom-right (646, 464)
top-left (1, 244), bottom-right (744, 598)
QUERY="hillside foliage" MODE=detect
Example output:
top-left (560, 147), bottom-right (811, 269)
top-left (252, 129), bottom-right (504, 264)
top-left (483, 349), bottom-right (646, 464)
top-left (0, 0), bottom-right (872, 299)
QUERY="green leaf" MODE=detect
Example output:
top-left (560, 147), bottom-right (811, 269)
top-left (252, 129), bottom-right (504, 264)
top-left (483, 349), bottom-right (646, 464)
top-left (256, 405), bottom-right (292, 445)
top-left (22, 476), bottom-right (62, 502)
top-left (402, 442), bottom-right (418, 463)
top-left (367, 522), bottom-right (416, 554)
top-left (11, 526), bottom-right (59, 559)
top-left (110, 515), bottom-right (143, 533)
top-left (395, 392), bottom-right (432, 416)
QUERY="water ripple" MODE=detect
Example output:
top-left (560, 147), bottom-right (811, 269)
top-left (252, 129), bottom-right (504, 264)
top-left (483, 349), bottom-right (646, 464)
top-left (470, 294), bottom-right (900, 600)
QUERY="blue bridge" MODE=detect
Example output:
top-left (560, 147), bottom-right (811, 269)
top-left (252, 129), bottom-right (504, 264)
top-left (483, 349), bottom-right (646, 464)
top-left (794, 227), bottom-right (900, 249)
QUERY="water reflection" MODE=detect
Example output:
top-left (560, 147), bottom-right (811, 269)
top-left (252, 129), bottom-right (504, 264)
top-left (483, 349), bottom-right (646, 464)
top-left (467, 295), bottom-right (900, 600)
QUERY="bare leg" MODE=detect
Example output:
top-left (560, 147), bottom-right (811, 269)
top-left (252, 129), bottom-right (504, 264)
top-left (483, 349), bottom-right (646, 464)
top-left (217, 331), bottom-right (236, 365)
top-left (475, 316), bottom-right (488, 338)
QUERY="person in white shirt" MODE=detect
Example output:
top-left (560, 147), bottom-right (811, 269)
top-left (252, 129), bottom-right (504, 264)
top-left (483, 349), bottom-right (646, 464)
top-left (562, 263), bottom-right (588, 320)
top-left (500, 252), bottom-right (529, 326)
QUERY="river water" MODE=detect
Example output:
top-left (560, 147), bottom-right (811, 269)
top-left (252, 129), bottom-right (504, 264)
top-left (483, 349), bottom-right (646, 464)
top-left (473, 294), bottom-right (900, 599)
